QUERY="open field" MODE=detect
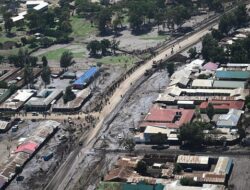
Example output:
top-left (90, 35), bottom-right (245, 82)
top-left (70, 16), bottom-right (97, 39)
top-left (97, 55), bottom-right (140, 66)
top-left (38, 46), bottom-right (86, 61)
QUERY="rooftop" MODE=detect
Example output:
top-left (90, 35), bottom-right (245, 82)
top-left (213, 80), bottom-right (246, 89)
top-left (215, 70), bottom-right (250, 79)
top-left (199, 100), bottom-right (245, 111)
top-left (202, 62), bottom-right (219, 71)
top-left (217, 109), bottom-right (243, 127)
top-left (25, 89), bottom-right (62, 107)
top-left (73, 67), bottom-right (99, 86)
top-left (141, 106), bottom-right (195, 129)
top-left (0, 89), bottom-right (36, 111)
top-left (176, 155), bottom-right (209, 165)
top-left (192, 79), bottom-right (213, 88)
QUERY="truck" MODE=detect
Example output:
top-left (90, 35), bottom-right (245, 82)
top-left (43, 152), bottom-right (53, 161)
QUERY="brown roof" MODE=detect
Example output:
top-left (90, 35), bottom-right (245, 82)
top-left (104, 167), bottom-right (133, 182)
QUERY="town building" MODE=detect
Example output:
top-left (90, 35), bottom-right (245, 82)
top-left (140, 106), bottom-right (195, 129)
top-left (0, 90), bottom-right (36, 111)
top-left (25, 89), bottom-right (63, 111)
top-left (199, 100), bottom-right (245, 114)
top-left (73, 67), bottom-right (99, 89)
top-left (215, 69), bottom-right (250, 80)
top-left (216, 109), bottom-right (243, 129)
top-left (52, 88), bottom-right (91, 112)
top-left (176, 155), bottom-right (210, 170)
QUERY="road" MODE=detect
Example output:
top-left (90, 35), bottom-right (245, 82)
top-left (44, 18), bottom-right (219, 190)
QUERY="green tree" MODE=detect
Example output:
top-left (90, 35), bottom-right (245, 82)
top-left (201, 34), bottom-right (226, 63)
top-left (100, 39), bottom-right (111, 56)
top-left (24, 64), bottom-right (33, 85)
top-left (63, 86), bottom-right (76, 103)
top-left (166, 62), bottom-right (175, 77)
top-left (60, 51), bottom-right (74, 69)
top-left (173, 163), bottom-right (182, 174)
top-left (0, 81), bottom-right (8, 88)
top-left (3, 12), bottom-right (13, 33)
top-left (111, 39), bottom-right (120, 55)
top-left (206, 103), bottom-right (214, 121)
top-left (188, 47), bottom-right (197, 59)
top-left (87, 40), bottom-right (102, 57)
top-left (150, 132), bottom-right (168, 145)
top-left (135, 160), bottom-right (147, 175)
top-left (180, 177), bottom-right (198, 186)
top-left (41, 66), bottom-right (51, 86)
top-left (8, 55), bottom-right (19, 66)
top-left (59, 20), bottom-right (72, 34)
top-left (42, 56), bottom-right (48, 67)
top-left (97, 8), bottom-right (112, 35)
top-left (178, 122), bottom-right (205, 147)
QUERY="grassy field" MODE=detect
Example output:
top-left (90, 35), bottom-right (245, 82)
top-left (140, 34), bottom-right (169, 41)
top-left (70, 16), bottom-right (97, 38)
top-left (39, 47), bottom-right (85, 61)
top-left (97, 55), bottom-right (140, 66)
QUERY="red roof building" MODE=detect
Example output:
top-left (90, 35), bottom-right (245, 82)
top-left (15, 141), bottom-right (38, 154)
top-left (200, 100), bottom-right (245, 113)
top-left (202, 62), bottom-right (219, 71)
top-left (141, 106), bottom-right (195, 129)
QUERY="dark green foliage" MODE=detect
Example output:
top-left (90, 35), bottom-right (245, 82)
top-left (150, 132), bottom-right (168, 145)
top-left (87, 40), bottom-right (102, 56)
top-left (41, 66), bottom-right (51, 86)
top-left (188, 47), bottom-right (197, 59)
top-left (173, 163), bottom-right (182, 174)
top-left (201, 34), bottom-right (226, 63)
top-left (180, 177), bottom-right (200, 186)
top-left (135, 160), bottom-right (147, 175)
top-left (0, 81), bottom-right (8, 89)
top-left (63, 86), bottom-right (76, 103)
top-left (207, 103), bottom-right (215, 121)
top-left (42, 56), bottom-right (48, 67)
top-left (60, 51), bottom-right (74, 68)
top-left (178, 122), bottom-right (207, 147)
top-left (166, 63), bottom-right (175, 77)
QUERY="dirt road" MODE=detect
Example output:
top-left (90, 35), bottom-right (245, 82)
top-left (44, 19), bottom-right (218, 190)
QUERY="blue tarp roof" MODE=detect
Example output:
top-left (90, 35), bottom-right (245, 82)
top-left (73, 67), bottom-right (99, 86)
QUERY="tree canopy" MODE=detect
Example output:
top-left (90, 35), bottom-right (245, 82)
top-left (60, 51), bottom-right (74, 69)
top-left (178, 122), bottom-right (208, 147)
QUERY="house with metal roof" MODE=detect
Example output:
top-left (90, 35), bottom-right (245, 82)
top-left (216, 109), bottom-right (243, 129)
top-left (192, 79), bottom-right (213, 88)
top-left (73, 67), bottom-right (99, 89)
top-left (213, 80), bottom-right (246, 89)
top-left (200, 100), bottom-right (245, 114)
top-left (0, 89), bottom-right (36, 111)
top-left (25, 89), bottom-right (63, 111)
top-left (140, 105), bottom-right (195, 129)
top-left (52, 88), bottom-right (91, 112)
top-left (169, 76), bottom-right (190, 88)
top-left (215, 69), bottom-right (250, 80)
top-left (176, 155), bottom-right (210, 170)
top-left (202, 62), bottom-right (219, 71)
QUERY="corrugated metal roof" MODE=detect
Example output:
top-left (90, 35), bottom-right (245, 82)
top-left (73, 67), bottom-right (99, 86)
top-left (214, 157), bottom-right (233, 175)
top-left (215, 70), bottom-right (250, 79)
top-left (192, 79), bottom-right (213, 88)
top-left (177, 155), bottom-right (209, 165)
top-left (217, 109), bottom-right (243, 127)
top-left (213, 81), bottom-right (246, 89)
